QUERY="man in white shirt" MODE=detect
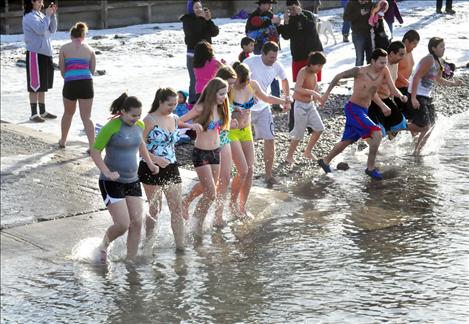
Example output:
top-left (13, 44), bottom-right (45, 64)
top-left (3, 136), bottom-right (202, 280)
top-left (244, 41), bottom-right (291, 186)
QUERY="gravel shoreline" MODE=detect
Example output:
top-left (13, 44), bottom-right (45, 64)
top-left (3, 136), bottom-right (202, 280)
top-left (176, 73), bottom-right (469, 181)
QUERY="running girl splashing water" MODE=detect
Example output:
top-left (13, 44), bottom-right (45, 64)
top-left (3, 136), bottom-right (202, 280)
top-left (90, 93), bottom-right (159, 263)
top-left (138, 88), bottom-right (197, 252)
top-left (180, 78), bottom-right (230, 240)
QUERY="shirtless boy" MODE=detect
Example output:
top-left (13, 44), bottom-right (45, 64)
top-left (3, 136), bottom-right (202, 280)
top-left (318, 48), bottom-right (407, 180)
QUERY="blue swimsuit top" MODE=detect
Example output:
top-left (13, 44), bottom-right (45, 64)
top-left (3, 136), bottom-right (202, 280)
top-left (207, 119), bottom-right (222, 131)
top-left (145, 115), bottom-right (179, 164)
top-left (231, 83), bottom-right (256, 110)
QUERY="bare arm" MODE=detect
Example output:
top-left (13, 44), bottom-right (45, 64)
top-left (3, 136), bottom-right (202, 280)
top-left (251, 80), bottom-right (288, 105)
top-left (321, 67), bottom-right (360, 105)
top-left (281, 78), bottom-right (291, 99)
top-left (410, 56), bottom-right (433, 109)
top-left (372, 93), bottom-right (391, 116)
top-left (384, 66), bottom-right (405, 100)
top-left (58, 47), bottom-right (65, 78)
top-left (90, 148), bottom-right (119, 181)
top-left (436, 71), bottom-right (463, 86)
top-left (179, 106), bottom-right (201, 123)
top-left (139, 141), bottom-right (159, 174)
top-left (89, 48), bottom-right (96, 75)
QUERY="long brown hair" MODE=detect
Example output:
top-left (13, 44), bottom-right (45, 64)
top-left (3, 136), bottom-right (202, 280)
top-left (195, 78), bottom-right (230, 131)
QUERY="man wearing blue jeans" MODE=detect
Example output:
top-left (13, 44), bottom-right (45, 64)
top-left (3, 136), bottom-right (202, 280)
top-left (344, 0), bottom-right (372, 66)
top-left (341, 0), bottom-right (351, 42)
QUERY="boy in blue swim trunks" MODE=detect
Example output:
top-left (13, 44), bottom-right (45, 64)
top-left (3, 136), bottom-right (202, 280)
top-left (318, 48), bottom-right (408, 180)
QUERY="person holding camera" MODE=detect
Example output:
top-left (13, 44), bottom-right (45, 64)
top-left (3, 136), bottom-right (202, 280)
top-left (180, 0), bottom-right (219, 104)
top-left (22, 0), bottom-right (58, 122)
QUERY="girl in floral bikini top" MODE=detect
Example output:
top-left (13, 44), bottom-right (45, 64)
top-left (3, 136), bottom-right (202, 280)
top-left (138, 88), bottom-right (196, 252)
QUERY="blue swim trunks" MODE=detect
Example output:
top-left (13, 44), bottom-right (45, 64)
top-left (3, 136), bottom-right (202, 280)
top-left (342, 102), bottom-right (382, 142)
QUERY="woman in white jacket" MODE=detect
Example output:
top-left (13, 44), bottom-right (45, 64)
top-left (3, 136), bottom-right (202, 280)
top-left (22, 0), bottom-right (58, 122)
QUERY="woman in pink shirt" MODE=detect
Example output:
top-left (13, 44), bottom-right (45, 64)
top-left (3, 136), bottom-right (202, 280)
top-left (193, 40), bottom-right (223, 102)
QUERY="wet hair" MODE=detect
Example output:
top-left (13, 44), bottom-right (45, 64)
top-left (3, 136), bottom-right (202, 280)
top-left (149, 88), bottom-right (178, 113)
top-left (216, 65), bottom-right (237, 81)
top-left (307, 52), bottom-right (326, 66)
top-left (70, 22), bottom-right (88, 39)
top-left (402, 29), bottom-right (420, 43)
top-left (232, 61), bottom-right (250, 84)
top-left (428, 37), bottom-right (444, 71)
top-left (370, 48), bottom-right (388, 62)
top-left (195, 78), bottom-right (230, 131)
top-left (241, 36), bottom-right (255, 48)
top-left (261, 41), bottom-right (279, 55)
top-left (110, 93), bottom-right (142, 115)
top-left (387, 40), bottom-right (405, 55)
top-left (193, 41), bottom-right (214, 68)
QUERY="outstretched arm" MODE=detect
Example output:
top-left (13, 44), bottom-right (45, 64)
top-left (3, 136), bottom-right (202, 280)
top-left (320, 67), bottom-right (360, 105)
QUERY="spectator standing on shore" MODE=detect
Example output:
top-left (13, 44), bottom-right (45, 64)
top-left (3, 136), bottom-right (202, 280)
top-left (193, 40), bottom-right (223, 102)
top-left (22, 0), bottom-right (58, 122)
top-left (436, 0), bottom-right (455, 14)
top-left (277, 0), bottom-right (323, 83)
top-left (245, 0), bottom-right (282, 107)
top-left (342, 0), bottom-right (351, 43)
top-left (369, 0), bottom-right (390, 51)
top-left (180, 0), bottom-right (219, 104)
top-left (238, 36), bottom-right (255, 62)
top-left (344, 0), bottom-right (372, 66)
top-left (58, 22), bottom-right (96, 152)
top-left (384, 0), bottom-right (403, 39)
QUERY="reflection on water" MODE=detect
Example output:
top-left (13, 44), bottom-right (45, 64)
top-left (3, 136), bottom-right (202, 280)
top-left (2, 113), bottom-right (468, 322)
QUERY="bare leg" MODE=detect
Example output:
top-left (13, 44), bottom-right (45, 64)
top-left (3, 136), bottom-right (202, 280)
top-left (100, 200), bottom-right (131, 260)
top-left (323, 140), bottom-right (353, 165)
top-left (264, 139), bottom-right (275, 180)
top-left (230, 141), bottom-right (248, 214)
top-left (304, 131), bottom-right (322, 159)
top-left (365, 130), bottom-right (382, 171)
top-left (182, 182), bottom-right (204, 220)
top-left (239, 140), bottom-right (255, 216)
top-left (164, 184), bottom-right (185, 250)
top-left (193, 164), bottom-right (219, 238)
top-left (78, 98), bottom-right (95, 150)
top-left (60, 98), bottom-right (77, 147)
top-left (214, 144), bottom-right (232, 227)
top-left (142, 183), bottom-right (162, 241)
top-left (414, 125), bottom-right (432, 155)
top-left (286, 139), bottom-right (300, 165)
top-left (125, 196), bottom-right (144, 260)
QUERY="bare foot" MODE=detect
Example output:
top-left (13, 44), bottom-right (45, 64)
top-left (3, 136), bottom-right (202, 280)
top-left (58, 140), bottom-right (65, 149)
top-left (213, 218), bottom-right (227, 229)
top-left (239, 208), bottom-right (254, 221)
top-left (181, 198), bottom-right (190, 220)
top-left (229, 202), bottom-right (240, 217)
top-left (303, 151), bottom-right (317, 160)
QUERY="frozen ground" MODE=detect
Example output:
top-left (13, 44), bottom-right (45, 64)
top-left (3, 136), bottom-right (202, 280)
top-left (1, 0), bottom-right (468, 143)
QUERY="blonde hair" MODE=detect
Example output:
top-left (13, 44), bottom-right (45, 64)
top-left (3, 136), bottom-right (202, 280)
top-left (70, 22), bottom-right (88, 39)
top-left (195, 78), bottom-right (230, 131)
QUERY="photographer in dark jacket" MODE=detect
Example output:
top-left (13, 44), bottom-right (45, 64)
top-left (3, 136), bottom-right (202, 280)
top-left (278, 0), bottom-right (323, 82)
top-left (344, 0), bottom-right (372, 66)
top-left (278, 0), bottom-right (323, 132)
top-left (180, 0), bottom-right (219, 104)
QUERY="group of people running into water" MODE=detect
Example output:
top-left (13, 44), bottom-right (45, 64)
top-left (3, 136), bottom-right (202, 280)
top-left (22, 1), bottom-right (463, 263)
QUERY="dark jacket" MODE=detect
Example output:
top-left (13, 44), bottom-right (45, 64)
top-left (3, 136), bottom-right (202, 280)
top-left (277, 9), bottom-right (323, 61)
top-left (245, 8), bottom-right (280, 54)
top-left (180, 14), bottom-right (219, 52)
top-left (344, 0), bottom-right (372, 35)
top-left (384, 0), bottom-right (403, 25)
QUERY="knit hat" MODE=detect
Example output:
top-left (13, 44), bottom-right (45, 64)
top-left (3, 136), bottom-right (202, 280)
top-left (178, 90), bottom-right (189, 102)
